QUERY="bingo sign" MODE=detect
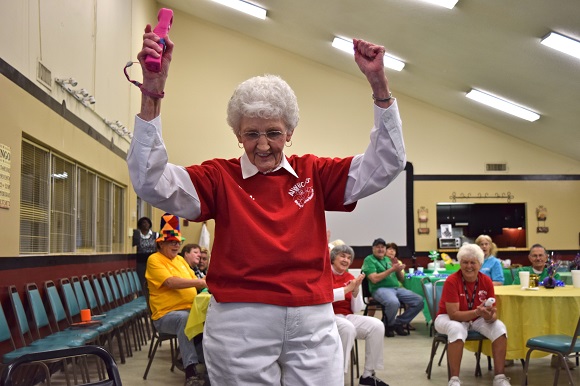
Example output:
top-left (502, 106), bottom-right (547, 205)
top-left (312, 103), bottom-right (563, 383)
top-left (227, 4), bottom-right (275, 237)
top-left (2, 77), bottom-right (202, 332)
top-left (0, 144), bottom-right (10, 209)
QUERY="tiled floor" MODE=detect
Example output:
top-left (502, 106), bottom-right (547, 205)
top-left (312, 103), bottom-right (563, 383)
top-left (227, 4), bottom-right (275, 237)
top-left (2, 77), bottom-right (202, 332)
top-left (30, 312), bottom-right (580, 386)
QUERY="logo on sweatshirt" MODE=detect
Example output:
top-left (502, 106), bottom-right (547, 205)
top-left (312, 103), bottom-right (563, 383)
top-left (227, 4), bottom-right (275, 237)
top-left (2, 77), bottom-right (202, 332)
top-left (288, 178), bottom-right (313, 208)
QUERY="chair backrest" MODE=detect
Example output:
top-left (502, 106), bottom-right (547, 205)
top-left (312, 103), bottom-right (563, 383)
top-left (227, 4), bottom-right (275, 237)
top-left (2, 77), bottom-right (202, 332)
top-left (59, 277), bottom-right (82, 322)
top-left (25, 282), bottom-right (54, 337)
top-left (99, 272), bottom-right (117, 308)
top-left (71, 276), bottom-right (89, 310)
top-left (114, 270), bottom-right (130, 301)
top-left (0, 345), bottom-right (123, 386)
top-left (44, 280), bottom-right (70, 329)
top-left (125, 269), bottom-right (137, 295)
top-left (361, 276), bottom-right (373, 303)
top-left (105, 272), bottom-right (123, 305)
top-left (433, 279), bottom-right (446, 315)
top-left (90, 274), bottom-right (108, 311)
top-left (421, 277), bottom-right (436, 320)
top-left (131, 269), bottom-right (144, 295)
top-left (0, 301), bottom-right (16, 349)
top-left (81, 275), bottom-right (101, 313)
top-left (510, 267), bottom-right (519, 282)
top-left (8, 285), bottom-right (34, 346)
top-left (568, 315), bottom-right (580, 351)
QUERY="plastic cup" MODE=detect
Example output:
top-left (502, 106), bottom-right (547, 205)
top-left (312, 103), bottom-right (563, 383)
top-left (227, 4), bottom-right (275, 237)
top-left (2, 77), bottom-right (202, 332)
top-left (409, 268), bottom-right (415, 274)
top-left (572, 270), bottom-right (580, 288)
top-left (418, 267), bottom-right (424, 273)
top-left (80, 309), bottom-right (91, 322)
top-left (519, 271), bottom-right (530, 288)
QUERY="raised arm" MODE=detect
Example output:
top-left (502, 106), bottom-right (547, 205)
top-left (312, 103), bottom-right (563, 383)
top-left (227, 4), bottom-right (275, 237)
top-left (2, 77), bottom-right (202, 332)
top-left (353, 39), bottom-right (393, 109)
top-left (127, 25), bottom-right (201, 220)
top-left (344, 39), bottom-right (406, 205)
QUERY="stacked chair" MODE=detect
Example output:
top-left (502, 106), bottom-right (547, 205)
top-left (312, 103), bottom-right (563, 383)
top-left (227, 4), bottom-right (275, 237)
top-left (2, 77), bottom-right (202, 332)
top-left (0, 345), bottom-right (122, 386)
top-left (0, 267), bottom-right (159, 385)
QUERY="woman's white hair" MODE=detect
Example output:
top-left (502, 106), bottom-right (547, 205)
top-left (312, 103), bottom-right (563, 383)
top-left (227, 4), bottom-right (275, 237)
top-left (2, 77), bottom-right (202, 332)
top-left (227, 74), bottom-right (299, 135)
top-left (457, 243), bottom-right (484, 265)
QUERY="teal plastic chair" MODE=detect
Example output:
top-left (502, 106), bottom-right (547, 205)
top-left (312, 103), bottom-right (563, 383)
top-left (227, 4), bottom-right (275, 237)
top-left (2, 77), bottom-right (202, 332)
top-left (521, 315), bottom-right (580, 386)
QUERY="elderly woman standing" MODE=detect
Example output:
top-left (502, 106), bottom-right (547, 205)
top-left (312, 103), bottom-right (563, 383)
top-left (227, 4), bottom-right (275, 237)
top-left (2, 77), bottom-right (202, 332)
top-left (331, 245), bottom-right (387, 386)
top-left (475, 234), bottom-right (504, 286)
top-left (434, 244), bottom-right (511, 386)
top-left (127, 23), bottom-right (405, 385)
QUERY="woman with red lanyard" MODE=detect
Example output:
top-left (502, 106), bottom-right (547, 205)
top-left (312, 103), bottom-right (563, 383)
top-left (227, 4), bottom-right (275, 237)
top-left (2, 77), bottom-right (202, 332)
top-left (434, 243), bottom-right (511, 386)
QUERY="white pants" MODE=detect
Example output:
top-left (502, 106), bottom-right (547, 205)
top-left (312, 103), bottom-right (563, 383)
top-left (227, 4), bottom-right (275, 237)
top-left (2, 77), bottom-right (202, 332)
top-left (203, 299), bottom-right (343, 386)
top-left (434, 314), bottom-right (508, 343)
top-left (335, 314), bottom-right (385, 374)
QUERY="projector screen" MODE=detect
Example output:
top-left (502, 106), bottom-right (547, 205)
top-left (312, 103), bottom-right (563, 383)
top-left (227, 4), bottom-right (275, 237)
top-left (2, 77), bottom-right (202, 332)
top-left (325, 162), bottom-right (414, 254)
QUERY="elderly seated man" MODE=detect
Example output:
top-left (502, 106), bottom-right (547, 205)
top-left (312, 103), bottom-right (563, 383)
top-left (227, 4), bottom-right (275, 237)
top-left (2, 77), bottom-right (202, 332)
top-left (361, 238), bottom-right (423, 337)
top-left (513, 243), bottom-right (570, 369)
top-left (331, 244), bottom-right (388, 386)
top-left (146, 214), bottom-right (208, 386)
top-left (434, 243), bottom-right (511, 386)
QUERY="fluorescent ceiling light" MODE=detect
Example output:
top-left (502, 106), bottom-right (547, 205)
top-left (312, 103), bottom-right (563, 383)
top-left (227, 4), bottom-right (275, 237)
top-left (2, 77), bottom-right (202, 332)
top-left (332, 37), bottom-right (405, 71)
top-left (211, 0), bottom-right (267, 20)
top-left (420, 0), bottom-right (459, 9)
top-left (541, 32), bottom-right (580, 60)
top-left (466, 89), bottom-right (540, 122)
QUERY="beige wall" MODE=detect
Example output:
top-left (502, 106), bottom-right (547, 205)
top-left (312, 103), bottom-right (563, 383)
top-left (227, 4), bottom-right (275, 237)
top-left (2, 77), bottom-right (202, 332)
top-left (0, 75), bottom-right (130, 256)
top-left (0, 2), bottom-right (578, 257)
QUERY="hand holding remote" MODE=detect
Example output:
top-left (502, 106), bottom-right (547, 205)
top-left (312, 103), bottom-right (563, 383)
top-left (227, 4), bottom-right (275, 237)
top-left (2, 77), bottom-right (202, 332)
top-left (144, 8), bottom-right (174, 72)
top-left (484, 297), bottom-right (495, 307)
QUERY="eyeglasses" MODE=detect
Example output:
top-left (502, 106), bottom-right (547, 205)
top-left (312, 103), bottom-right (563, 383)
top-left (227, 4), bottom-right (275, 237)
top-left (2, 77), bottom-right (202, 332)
top-left (164, 240), bottom-right (182, 246)
top-left (241, 130), bottom-right (285, 142)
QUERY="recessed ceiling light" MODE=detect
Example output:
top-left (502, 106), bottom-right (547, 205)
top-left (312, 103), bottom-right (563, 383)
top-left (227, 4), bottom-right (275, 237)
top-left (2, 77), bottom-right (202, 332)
top-left (419, 0), bottom-right (459, 9)
top-left (332, 37), bottom-right (405, 71)
top-left (541, 32), bottom-right (580, 60)
top-left (466, 89), bottom-right (540, 122)
top-left (211, 0), bottom-right (267, 20)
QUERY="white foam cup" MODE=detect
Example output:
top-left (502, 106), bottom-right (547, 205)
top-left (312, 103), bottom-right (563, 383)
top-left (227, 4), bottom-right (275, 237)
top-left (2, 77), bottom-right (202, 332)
top-left (519, 271), bottom-right (530, 288)
top-left (572, 270), bottom-right (580, 288)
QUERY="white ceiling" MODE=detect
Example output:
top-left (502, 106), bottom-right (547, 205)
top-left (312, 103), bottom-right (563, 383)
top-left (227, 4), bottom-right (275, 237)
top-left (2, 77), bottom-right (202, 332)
top-left (159, 0), bottom-right (580, 163)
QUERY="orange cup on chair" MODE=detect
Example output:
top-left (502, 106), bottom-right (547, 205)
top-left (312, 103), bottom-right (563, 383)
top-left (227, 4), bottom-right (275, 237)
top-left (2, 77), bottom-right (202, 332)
top-left (80, 309), bottom-right (91, 322)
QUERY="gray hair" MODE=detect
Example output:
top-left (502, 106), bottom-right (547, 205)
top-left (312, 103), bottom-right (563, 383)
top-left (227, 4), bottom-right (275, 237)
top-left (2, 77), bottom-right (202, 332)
top-left (227, 74), bottom-right (300, 135)
top-left (457, 243), bottom-right (484, 265)
top-left (529, 243), bottom-right (546, 255)
top-left (330, 244), bottom-right (355, 263)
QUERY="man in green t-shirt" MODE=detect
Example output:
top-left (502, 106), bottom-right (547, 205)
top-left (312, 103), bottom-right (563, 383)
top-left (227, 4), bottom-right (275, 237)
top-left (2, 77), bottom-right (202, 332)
top-left (513, 244), bottom-right (561, 285)
top-left (361, 238), bottom-right (423, 337)
top-left (512, 244), bottom-right (572, 369)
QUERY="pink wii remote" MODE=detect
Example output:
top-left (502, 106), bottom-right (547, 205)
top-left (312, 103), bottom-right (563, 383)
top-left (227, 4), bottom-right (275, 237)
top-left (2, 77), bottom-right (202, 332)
top-left (144, 8), bottom-right (174, 72)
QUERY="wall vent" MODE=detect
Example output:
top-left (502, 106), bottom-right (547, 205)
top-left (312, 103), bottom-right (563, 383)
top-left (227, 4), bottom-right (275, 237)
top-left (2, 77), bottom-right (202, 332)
top-left (485, 163), bottom-right (508, 172)
top-left (37, 61), bottom-right (52, 90)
